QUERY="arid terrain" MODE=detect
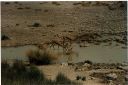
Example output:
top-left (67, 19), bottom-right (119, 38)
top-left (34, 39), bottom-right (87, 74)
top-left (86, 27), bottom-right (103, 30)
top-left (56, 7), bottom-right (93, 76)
top-left (1, 1), bottom-right (128, 85)
top-left (1, 1), bottom-right (127, 47)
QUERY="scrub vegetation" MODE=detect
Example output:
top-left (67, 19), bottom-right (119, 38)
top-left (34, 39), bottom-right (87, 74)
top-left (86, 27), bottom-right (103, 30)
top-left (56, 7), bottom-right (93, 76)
top-left (26, 49), bottom-right (58, 65)
top-left (1, 61), bottom-right (81, 85)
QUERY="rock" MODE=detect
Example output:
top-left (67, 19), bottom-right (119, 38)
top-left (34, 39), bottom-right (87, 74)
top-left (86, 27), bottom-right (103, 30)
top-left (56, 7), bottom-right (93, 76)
top-left (108, 4), bottom-right (117, 10)
top-left (125, 74), bottom-right (128, 81)
top-left (76, 76), bottom-right (81, 80)
top-left (79, 43), bottom-right (89, 47)
top-left (77, 68), bottom-right (82, 71)
top-left (81, 68), bottom-right (85, 71)
top-left (106, 73), bottom-right (117, 80)
top-left (118, 66), bottom-right (128, 71)
top-left (76, 76), bottom-right (86, 81)
top-left (84, 60), bottom-right (93, 65)
top-left (61, 62), bottom-right (68, 67)
top-left (68, 62), bottom-right (74, 66)
top-left (108, 1), bottom-right (126, 10)
top-left (83, 63), bottom-right (91, 67)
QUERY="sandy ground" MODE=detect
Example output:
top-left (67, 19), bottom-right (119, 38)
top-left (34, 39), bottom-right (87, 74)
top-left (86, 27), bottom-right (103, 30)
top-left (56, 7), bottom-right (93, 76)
top-left (1, 1), bottom-right (127, 47)
top-left (37, 64), bottom-right (125, 85)
top-left (37, 65), bottom-right (104, 85)
top-left (1, 1), bottom-right (127, 85)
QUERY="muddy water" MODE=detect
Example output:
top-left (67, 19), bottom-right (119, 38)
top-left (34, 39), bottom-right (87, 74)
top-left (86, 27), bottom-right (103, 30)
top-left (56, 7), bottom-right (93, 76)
top-left (1, 45), bottom-right (38, 61)
top-left (1, 44), bottom-right (127, 63)
top-left (71, 43), bottom-right (127, 63)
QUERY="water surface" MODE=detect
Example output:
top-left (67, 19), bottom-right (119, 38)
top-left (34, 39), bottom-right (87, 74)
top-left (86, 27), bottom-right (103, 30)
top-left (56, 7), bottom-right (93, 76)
top-left (1, 44), bottom-right (127, 63)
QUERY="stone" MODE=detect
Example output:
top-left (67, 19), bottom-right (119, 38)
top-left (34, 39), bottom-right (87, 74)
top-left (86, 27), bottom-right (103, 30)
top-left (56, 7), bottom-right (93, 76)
top-left (106, 73), bottom-right (117, 80)
top-left (61, 62), bottom-right (68, 67)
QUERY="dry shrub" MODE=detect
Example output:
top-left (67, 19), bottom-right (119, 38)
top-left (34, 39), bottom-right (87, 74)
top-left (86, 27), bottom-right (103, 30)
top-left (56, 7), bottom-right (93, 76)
top-left (35, 9), bottom-right (42, 12)
top-left (5, 2), bottom-right (10, 5)
top-left (1, 60), bottom-right (9, 69)
top-left (46, 24), bottom-right (55, 27)
top-left (81, 2), bottom-right (91, 7)
top-left (73, 2), bottom-right (81, 5)
top-left (56, 73), bottom-right (71, 83)
top-left (55, 73), bottom-right (80, 85)
top-left (17, 7), bottom-right (23, 10)
top-left (1, 34), bottom-right (9, 40)
top-left (44, 9), bottom-right (48, 12)
top-left (14, 2), bottom-right (18, 4)
top-left (26, 49), bottom-right (58, 65)
top-left (1, 60), bottom-right (45, 85)
top-left (25, 7), bottom-right (31, 9)
top-left (52, 2), bottom-right (61, 5)
top-left (32, 22), bottom-right (41, 27)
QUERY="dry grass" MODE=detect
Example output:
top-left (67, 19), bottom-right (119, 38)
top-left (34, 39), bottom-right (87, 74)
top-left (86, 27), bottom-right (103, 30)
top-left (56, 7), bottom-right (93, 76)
top-left (1, 61), bottom-right (81, 85)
